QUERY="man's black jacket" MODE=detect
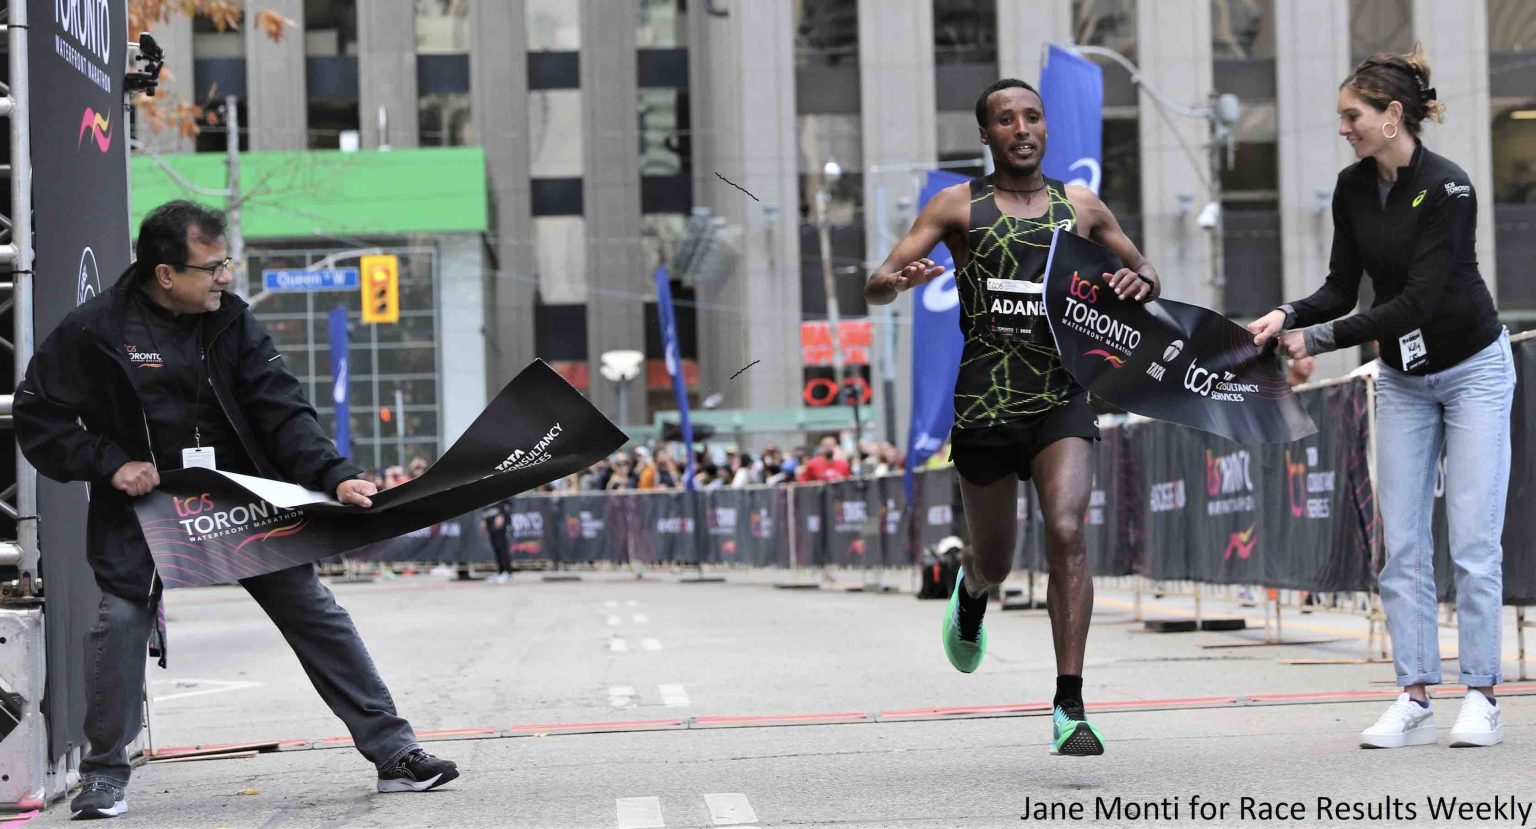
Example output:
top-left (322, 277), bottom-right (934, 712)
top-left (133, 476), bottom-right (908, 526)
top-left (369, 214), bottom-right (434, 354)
top-left (15, 273), bottom-right (363, 602)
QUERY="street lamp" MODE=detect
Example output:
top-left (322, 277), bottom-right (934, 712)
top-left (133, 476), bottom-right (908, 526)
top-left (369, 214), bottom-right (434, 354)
top-left (599, 349), bottom-right (645, 428)
top-left (815, 161), bottom-right (865, 473)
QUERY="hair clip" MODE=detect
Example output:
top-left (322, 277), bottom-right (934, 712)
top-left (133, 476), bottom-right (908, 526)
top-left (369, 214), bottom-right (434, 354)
top-left (1423, 86), bottom-right (1437, 102)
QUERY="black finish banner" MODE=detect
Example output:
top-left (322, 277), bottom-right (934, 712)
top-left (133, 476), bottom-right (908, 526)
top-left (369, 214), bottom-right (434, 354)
top-left (133, 361), bottom-right (625, 586)
top-left (1043, 229), bottom-right (1315, 445)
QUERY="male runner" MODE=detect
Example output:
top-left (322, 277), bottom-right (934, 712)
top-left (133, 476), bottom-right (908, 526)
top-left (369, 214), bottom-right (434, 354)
top-left (864, 79), bottom-right (1160, 756)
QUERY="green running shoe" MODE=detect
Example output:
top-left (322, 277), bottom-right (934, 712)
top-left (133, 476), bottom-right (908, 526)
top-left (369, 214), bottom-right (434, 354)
top-left (1051, 703), bottom-right (1105, 756)
top-left (942, 567), bottom-right (987, 673)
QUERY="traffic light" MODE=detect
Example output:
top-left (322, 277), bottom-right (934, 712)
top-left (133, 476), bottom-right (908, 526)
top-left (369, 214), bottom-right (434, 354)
top-left (360, 254), bottom-right (399, 324)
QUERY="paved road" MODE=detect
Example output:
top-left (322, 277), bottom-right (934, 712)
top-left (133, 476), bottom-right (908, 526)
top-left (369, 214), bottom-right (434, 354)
top-left (20, 569), bottom-right (1535, 828)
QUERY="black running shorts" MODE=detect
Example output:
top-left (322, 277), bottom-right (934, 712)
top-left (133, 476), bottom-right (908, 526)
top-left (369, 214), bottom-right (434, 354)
top-left (949, 395), bottom-right (1100, 486)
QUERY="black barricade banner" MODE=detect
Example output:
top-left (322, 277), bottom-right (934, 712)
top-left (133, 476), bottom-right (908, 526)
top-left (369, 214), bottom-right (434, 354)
top-left (1094, 429), bottom-right (1138, 577)
top-left (916, 466), bottom-right (959, 551)
top-left (1181, 427), bottom-right (1268, 585)
top-left (351, 513), bottom-right (485, 563)
top-left (1043, 229), bottom-right (1315, 445)
top-left (743, 488), bottom-right (791, 567)
top-left (824, 480), bottom-right (873, 567)
top-left (134, 361), bottom-right (626, 586)
top-left (1431, 335), bottom-right (1536, 605)
top-left (507, 497), bottom-right (558, 565)
top-left (702, 488), bottom-right (748, 563)
top-left (644, 490), bottom-right (700, 564)
top-left (1504, 337), bottom-right (1536, 604)
top-left (792, 485), bottom-right (826, 567)
top-left (606, 493), bottom-right (640, 565)
top-left (558, 494), bottom-right (618, 563)
top-left (876, 475), bottom-right (908, 567)
top-left (1259, 380), bottom-right (1375, 592)
top-left (1015, 484), bottom-right (1045, 572)
top-left (1134, 419), bottom-right (1195, 581)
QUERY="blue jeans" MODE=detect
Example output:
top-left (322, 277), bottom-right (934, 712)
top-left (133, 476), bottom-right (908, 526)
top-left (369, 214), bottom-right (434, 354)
top-left (80, 564), bottom-right (419, 787)
top-left (1375, 330), bottom-right (1514, 688)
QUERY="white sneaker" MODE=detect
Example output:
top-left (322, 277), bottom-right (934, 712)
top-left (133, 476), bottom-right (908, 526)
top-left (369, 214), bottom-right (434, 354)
top-left (1449, 690), bottom-right (1503, 747)
top-left (1360, 693), bottom-right (1436, 748)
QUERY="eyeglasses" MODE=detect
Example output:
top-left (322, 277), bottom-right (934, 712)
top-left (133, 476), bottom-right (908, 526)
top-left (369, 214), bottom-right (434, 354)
top-left (176, 258), bottom-right (233, 277)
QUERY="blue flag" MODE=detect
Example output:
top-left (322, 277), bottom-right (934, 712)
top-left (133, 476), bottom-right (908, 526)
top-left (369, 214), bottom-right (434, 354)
top-left (1039, 44), bottom-right (1104, 194)
top-left (654, 265), bottom-right (696, 490)
top-left (327, 306), bottom-right (351, 458)
top-left (903, 170), bottom-right (969, 501)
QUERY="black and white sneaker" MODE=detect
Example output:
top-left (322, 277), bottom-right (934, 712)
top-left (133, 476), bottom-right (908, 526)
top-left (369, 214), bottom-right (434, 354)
top-left (70, 780), bottom-right (128, 819)
top-left (376, 748), bottom-right (460, 793)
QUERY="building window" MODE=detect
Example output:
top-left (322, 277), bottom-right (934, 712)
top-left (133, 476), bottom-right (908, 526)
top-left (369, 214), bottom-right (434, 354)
top-left (416, 0), bottom-right (470, 54)
top-left (416, 0), bottom-right (472, 146)
top-left (638, 0), bottom-right (685, 49)
top-left (934, 0), bottom-right (997, 64)
top-left (305, 0), bottom-right (359, 149)
top-left (1348, 0), bottom-right (1412, 62)
top-left (1074, 0), bottom-right (1138, 64)
top-left (1488, 0), bottom-right (1536, 311)
top-left (533, 216), bottom-right (588, 304)
top-left (794, 1), bottom-right (859, 67)
top-left (527, 0), bottom-right (580, 52)
top-left (934, 0), bottom-right (998, 112)
top-left (1073, 0), bottom-right (1141, 223)
top-left (245, 244), bottom-right (441, 472)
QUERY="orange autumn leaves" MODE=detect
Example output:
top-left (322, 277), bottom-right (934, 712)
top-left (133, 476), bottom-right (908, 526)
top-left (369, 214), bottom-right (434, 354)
top-left (128, 0), bottom-right (293, 138)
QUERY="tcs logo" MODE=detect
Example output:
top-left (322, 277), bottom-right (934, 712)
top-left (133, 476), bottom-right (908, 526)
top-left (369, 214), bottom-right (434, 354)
top-left (174, 493), bottom-right (216, 518)
top-left (1069, 271), bottom-right (1099, 304)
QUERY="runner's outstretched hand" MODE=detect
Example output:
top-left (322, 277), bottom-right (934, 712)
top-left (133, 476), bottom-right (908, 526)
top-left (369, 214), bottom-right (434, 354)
top-left (890, 259), bottom-right (947, 292)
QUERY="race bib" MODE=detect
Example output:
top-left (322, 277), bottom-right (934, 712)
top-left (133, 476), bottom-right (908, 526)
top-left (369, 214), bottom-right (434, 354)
top-left (1398, 329), bottom-right (1428, 371)
top-left (985, 278), bottom-right (1048, 344)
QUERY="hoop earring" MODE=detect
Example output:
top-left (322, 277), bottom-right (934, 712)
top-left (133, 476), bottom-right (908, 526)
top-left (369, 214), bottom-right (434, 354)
top-left (1382, 121), bottom-right (1399, 140)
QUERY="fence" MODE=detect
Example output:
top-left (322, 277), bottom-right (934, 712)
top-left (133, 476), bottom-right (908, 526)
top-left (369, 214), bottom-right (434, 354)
top-left (383, 333), bottom-right (1536, 606)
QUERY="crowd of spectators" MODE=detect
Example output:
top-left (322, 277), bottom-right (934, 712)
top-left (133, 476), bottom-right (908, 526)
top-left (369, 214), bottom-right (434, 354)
top-left (548, 435), bottom-right (911, 493)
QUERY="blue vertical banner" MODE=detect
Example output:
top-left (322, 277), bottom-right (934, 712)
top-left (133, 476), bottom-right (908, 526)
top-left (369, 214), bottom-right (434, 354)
top-left (654, 265), bottom-right (697, 490)
top-left (328, 307), bottom-right (351, 458)
top-left (1038, 44), bottom-right (1104, 194)
top-left (903, 170), bottom-right (969, 500)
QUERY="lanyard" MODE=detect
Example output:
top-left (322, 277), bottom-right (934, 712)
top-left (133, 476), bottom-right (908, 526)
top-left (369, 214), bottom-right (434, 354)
top-left (133, 297), bottom-right (207, 449)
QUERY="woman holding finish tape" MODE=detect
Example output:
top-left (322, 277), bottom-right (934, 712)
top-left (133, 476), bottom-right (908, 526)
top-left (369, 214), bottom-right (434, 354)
top-left (1249, 43), bottom-right (1513, 750)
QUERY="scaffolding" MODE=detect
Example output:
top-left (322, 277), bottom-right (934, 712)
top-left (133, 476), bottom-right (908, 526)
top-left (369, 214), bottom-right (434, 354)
top-left (0, 0), bottom-right (47, 813)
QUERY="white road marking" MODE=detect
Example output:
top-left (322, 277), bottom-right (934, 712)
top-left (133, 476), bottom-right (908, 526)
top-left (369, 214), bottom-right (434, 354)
top-left (626, 600), bottom-right (638, 607)
top-left (642, 638), bottom-right (663, 651)
top-left (704, 793), bottom-right (757, 825)
top-left (616, 796), bottom-right (665, 829)
top-left (633, 614), bottom-right (649, 624)
top-left (608, 686), bottom-right (636, 708)
top-left (606, 600), bottom-right (619, 608)
top-left (610, 638), bottom-right (630, 653)
top-left (150, 679), bottom-right (264, 703)
top-left (658, 684), bottom-right (690, 708)
top-left (608, 615), bottom-right (623, 626)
